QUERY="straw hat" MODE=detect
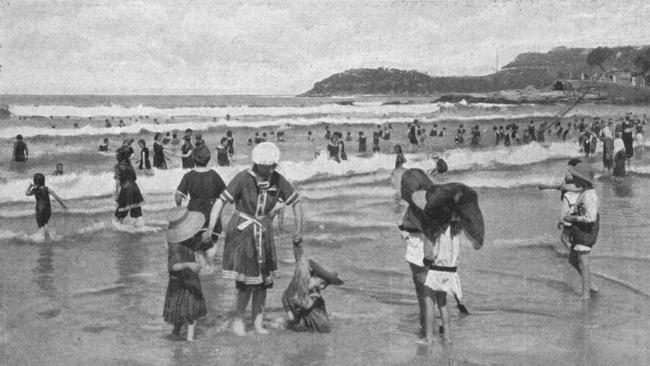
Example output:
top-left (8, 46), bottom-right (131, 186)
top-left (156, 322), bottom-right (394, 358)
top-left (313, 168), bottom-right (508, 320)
top-left (252, 142), bottom-right (280, 165)
top-left (309, 260), bottom-right (343, 285)
top-left (166, 207), bottom-right (205, 243)
top-left (568, 162), bottom-right (595, 185)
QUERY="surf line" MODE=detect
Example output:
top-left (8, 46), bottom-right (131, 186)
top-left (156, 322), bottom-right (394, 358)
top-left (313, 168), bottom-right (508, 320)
top-left (591, 272), bottom-right (650, 299)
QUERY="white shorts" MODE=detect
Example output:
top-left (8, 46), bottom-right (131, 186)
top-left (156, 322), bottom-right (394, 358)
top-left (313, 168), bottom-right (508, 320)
top-left (573, 244), bottom-right (592, 252)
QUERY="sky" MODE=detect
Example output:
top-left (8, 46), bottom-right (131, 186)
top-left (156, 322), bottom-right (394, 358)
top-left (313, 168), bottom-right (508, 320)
top-left (1, 0), bottom-right (650, 95)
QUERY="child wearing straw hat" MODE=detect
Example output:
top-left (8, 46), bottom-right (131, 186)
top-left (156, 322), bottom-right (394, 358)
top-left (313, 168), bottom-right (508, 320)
top-left (163, 207), bottom-right (208, 341)
top-left (562, 162), bottom-right (600, 299)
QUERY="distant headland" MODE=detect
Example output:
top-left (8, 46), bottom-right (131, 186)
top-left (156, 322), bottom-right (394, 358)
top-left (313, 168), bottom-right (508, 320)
top-left (301, 45), bottom-right (650, 104)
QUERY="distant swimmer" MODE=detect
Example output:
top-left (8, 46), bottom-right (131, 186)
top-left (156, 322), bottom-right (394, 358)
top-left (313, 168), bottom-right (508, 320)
top-left (408, 120), bottom-right (418, 145)
top-left (358, 131), bottom-right (367, 153)
top-left (136, 139), bottom-right (152, 171)
top-left (152, 133), bottom-right (168, 170)
top-left (181, 135), bottom-right (195, 169)
top-left (12, 134), bottom-right (28, 162)
top-left (383, 126), bottom-right (391, 141)
top-left (431, 124), bottom-right (439, 137)
top-left (327, 134), bottom-right (342, 163)
top-left (599, 121), bottom-right (614, 173)
top-left (334, 132), bottom-right (347, 161)
top-left (216, 137), bottom-right (231, 167)
top-left (105, 119), bottom-right (112, 128)
top-left (372, 130), bottom-right (381, 152)
top-left (613, 133), bottom-right (626, 177)
top-left (171, 133), bottom-right (180, 145)
top-left (226, 130), bottom-right (234, 156)
top-left (26, 173), bottom-right (67, 241)
top-left (53, 163), bottom-right (64, 176)
top-left (99, 138), bottom-right (109, 152)
top-left (470, 125), bottom-right (481, 146)
top-left (394, 144), bottom-right (406, 169)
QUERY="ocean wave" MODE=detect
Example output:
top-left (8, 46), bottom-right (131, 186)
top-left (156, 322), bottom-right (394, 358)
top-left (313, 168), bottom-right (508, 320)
top-left (0, 142), bottom-right (585, 204)
top-left (0, 111), bottom-right (559, 139)
top-left (8, 102), bottom-right (448, 118)
top-left (443, 141), bottom-right (583, 170)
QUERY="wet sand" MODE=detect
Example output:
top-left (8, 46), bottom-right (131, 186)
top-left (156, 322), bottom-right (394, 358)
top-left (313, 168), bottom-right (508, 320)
top-left (2, 176), bottom-right (650, 366)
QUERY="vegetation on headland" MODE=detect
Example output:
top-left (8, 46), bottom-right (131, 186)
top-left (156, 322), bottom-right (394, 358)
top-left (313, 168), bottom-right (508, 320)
top-left (302, 45), bottom-right (650, 104)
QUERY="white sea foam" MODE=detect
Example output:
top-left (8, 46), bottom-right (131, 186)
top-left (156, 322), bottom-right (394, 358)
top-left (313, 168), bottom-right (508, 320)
top-left (0, 140), bottom-right (583, 207)
top-left (0, 111), bottom-right (559, 139)
top-left (9, 102), bottom-right (449, 118)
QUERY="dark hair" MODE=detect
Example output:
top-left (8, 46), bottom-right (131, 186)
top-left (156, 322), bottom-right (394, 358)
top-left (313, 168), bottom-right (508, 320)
top-left (138, 139), bottom-right (146, 146)
top-left (220, 137), bottom-right (228, 144)
top-left (226, 130), bottom-right (232, 137)
top-left (154, 132), bottom-right (162, 141)
top-left (172, 133), bottom-right (177, 138)
top-left (103, 138), bottom-right (109, 143)
top-left (394, 144), bottom-right (403, 154)
top-left (116, 148), bottom-right (131, 163)
top-left (572, 175), bottom-right (593, 189)
top-left (567, 158), bottom-right (581, 167)
top-left (33, 173), bottom-right (45, 186)
top-left (16, 134), bottom-right (23, 140)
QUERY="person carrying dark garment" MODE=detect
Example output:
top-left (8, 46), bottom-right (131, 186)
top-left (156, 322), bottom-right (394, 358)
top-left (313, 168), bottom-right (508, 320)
top-left (280, 239), bottom-right (343, 333)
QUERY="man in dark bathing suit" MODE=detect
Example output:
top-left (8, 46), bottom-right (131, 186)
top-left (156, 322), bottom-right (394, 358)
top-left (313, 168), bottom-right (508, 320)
top-left (13, 134), bottom-right (28, 162)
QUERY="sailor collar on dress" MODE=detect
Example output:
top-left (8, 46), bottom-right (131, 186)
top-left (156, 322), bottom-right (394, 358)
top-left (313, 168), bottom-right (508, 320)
top-left (247, 169), bottom-right (275, 190)
top-left (193, 167), bottom-right (211, 173)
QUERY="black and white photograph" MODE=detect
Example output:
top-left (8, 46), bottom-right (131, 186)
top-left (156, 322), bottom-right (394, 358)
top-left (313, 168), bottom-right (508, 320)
top-left (1, 1), bottom-right (649, 365)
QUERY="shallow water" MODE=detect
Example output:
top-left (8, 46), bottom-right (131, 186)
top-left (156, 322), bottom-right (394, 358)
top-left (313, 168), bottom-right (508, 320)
top-left (1, 96), bottom-right (650, 365)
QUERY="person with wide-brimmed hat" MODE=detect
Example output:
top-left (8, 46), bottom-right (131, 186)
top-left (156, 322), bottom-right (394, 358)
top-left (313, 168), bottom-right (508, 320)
top-left (175, 144), bottom-right (227, 271)
top-left (205, 141), bottom-right (303, 336)
top-left (162, 207), bottom-right (208, 341)
top-left (399, 168), bottom-right (484, 344)
top-left (562, 162), bottom-right (600, 299)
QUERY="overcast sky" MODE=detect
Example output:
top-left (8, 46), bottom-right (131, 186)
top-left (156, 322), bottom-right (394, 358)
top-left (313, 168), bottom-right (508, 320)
top-left (1, 0), bottom-right (649, 95)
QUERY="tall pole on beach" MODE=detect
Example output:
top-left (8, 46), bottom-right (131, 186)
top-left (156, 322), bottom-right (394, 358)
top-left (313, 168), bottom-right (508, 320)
top-left (545, 91), bottom-right (588, 132)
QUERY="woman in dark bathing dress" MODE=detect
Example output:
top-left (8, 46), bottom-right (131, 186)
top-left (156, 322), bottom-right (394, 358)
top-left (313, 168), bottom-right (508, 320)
top-left (153, 132), bottom-right (168, 169)
top-left (205, 142), bottom-right (303, 336)
top-left (113, 147), bottom-right (145, 227)
top-left (175, 144), bottom-right (226, 267)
